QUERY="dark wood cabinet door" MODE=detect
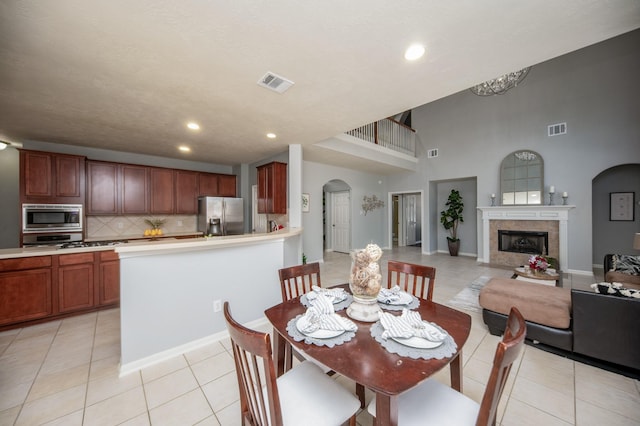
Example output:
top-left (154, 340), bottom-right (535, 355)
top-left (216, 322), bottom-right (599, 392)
top-left (198, 173), bottom-right (219, 197)
top-left (150, 168), bottom-right (175, 214)
top-left (217, 174), bottom-right (237, 197)
top-left (22, 151), bottom-right (53, 198)
top-left (175, 170), bottom-right (199, 214)
top-left (58, 253), bottom-right (95, 313)
top-left (0, 268), bottom-right (52, 325)
top-left (99, 251), bottom-right (119, 306)
top-left (87, 161), bottom-right (118, 214)
top-left (121, 165), bottom-right (149, 214)
top-left (55, 154), bottom-right (83, 198)
top-left (257, 162), bottom-right (287, 214)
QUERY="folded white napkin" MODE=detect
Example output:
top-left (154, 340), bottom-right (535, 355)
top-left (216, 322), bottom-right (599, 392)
top-left (297, 295), bottom-right (357, 334)
top-left (306, 285), bottom-right (347, 303)
top-left (377, 286), bottom-right (404, 304)
top-left (379, 309), bottom-right (447, 342)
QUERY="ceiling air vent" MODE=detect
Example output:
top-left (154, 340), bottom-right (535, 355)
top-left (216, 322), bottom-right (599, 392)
top-left (257, 72), bottom-right (294, 94)
top-left (427, 148), bottom-right (439, 158)
top-left (547, 122), bottom-right (567, 137)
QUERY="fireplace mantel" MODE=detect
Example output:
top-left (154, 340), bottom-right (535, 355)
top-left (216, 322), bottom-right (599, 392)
top-left (477, 205), bottom-right (575, 268)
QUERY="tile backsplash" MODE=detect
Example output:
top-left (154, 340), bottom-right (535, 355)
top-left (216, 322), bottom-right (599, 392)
top-left (86, 215), bottom-right (198, 239)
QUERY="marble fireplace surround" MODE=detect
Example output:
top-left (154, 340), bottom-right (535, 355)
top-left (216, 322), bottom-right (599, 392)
top-left (477, 206), bottom-right (575, 269)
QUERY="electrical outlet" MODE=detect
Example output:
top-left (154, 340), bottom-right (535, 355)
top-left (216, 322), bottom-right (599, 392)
top-left (213, 299), bottom-right (222, 312)
top-left (177, 220), bottom-right (183, 227)
top-left (117, 222), bottom-right (124, 229)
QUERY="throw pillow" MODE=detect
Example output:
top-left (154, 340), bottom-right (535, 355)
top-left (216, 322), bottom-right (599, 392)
top-left (611, 255), bottom-right (640, 275)
top-left (591, 282), bottom-right (640, 298)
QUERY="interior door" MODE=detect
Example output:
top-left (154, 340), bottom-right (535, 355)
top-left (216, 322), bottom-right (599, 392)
top-left (331, 191), bottom-right (350, 253)
top-left (404, 194), bottom-right (418, 246)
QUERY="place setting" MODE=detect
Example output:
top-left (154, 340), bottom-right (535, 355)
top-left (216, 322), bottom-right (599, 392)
top-left (377, 285), bottom-right (420, 311)
top-left (287, 293), bottom-right (358, 347)
top-left (300, 285), bottom-right (353, 311)
top-left (370, 308), bottom-right (458, 359)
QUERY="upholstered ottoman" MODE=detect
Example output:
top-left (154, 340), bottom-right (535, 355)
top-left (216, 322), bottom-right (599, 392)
top-left (479, 278), bottom-right (573, 351)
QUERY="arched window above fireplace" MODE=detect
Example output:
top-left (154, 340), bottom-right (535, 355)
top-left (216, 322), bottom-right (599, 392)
top-left (500, 150), bottom-right (543, 205)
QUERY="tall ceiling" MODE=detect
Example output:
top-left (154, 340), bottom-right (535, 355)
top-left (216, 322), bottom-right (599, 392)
top-left (1, 1), bottom-right (638, 165)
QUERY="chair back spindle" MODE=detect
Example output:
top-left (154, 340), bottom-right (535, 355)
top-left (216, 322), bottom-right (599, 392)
top-left (278, 262), bottom-right (321, 301)
top-left (387, 260), bottom-right (436, 301)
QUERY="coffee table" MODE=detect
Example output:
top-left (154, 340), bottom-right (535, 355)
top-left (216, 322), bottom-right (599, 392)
top-left (512, 266), bottom-right (561, 287)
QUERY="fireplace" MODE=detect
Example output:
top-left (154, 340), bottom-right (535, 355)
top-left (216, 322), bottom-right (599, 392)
top-left (498, 230), bottom-right (548, 255)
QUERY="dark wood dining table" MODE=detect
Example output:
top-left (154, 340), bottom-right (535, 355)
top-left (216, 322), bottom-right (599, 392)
top-left (264, 285), bottom-right (472, 426)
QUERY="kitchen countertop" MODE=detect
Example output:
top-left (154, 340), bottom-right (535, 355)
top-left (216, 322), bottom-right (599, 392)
top-left (0, 228), bottom-right (300, 260)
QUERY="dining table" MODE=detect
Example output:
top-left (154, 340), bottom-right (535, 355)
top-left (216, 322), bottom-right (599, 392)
top-left (264, 284), bottom-right (472, 426)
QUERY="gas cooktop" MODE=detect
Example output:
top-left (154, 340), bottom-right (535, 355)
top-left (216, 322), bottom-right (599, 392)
top-left (59, 240), bottom-right (127, 249)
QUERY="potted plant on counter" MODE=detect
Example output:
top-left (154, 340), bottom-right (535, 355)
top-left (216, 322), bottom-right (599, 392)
top-left (440, 189), bottom-right (464, 256)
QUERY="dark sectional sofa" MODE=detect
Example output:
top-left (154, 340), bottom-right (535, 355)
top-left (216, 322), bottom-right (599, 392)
top-left (480, 274), bottom-right (640, 377)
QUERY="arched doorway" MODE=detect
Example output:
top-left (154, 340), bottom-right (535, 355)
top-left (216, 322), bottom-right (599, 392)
top-left (323, 179), bottom-right (351, 253)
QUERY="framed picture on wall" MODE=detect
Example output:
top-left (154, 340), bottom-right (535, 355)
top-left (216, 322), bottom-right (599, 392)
top-left (302, 193), bottom-right (310, 213)
top-left (609, 192), bottom-right (634, 221)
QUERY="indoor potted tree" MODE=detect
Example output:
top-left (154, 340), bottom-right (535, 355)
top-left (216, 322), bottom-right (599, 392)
top-left (440, 189), bottom-right (464, 256)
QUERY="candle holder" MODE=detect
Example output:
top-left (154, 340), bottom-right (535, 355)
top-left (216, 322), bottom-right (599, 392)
top-left (548, 192), bottom-right (555, 206)
top-left (562, 194), bottom-right (568, 205)
top-left (490, 194), bottom-right (496, 206)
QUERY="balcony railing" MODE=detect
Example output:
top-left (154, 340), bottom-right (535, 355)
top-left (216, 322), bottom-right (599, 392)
top-left (345, 118), bottom-right (416, 156)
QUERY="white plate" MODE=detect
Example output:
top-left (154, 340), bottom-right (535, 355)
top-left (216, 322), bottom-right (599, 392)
top-left (296, 317), bottom-right (345, 339)
top-left (391, 336), bottom-right (444, 349)
top-left (378, 291), bottom-right (413, 306)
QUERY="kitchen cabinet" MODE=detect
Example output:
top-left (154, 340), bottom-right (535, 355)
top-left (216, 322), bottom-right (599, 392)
top-left (121, 164), bottom-right (149, 214)
top-left (98, 251), bottom-right (120, 306)
top-left (217, 174), bottom-right (237, 197)
top-left (198, 172), bottom-right (237, 197)
top-left (175, 170), bottom-right (199, 214)
top-left (257, 162), bottom-right (287, 214)
top-left (20, 150), bottom-right (85, 204)
top-left (87, 161), bottom-right (119, 214)
top-left (0, 257), bottom-right (52, 326)
top-left (150, 168), bottom-right (175, 214)
top-left (57, 253), bottom-right (94, 313)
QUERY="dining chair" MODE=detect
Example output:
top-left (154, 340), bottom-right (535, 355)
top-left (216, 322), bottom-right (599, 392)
top-left (223, 302), bottom-right (360, 426)
top-left (387, 260), bottom-right (436, 301)
top-left (278, 262), bottom-right (321, 301)
top-left (367, 307), bottom-right (526, 425)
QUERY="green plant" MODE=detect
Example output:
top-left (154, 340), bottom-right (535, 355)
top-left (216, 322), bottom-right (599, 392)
top-left (302, 252), bottom-right (307, 264)
top-left (144, 218), bottom-right (166, 229)
top-left (440, 189), bottom-right (464, 242)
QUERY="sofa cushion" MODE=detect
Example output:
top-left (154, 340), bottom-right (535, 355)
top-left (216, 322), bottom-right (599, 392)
top-left (479, 278), bottom-right (571, 329)
top-left (591, 282), bottom-right (640, 298)
top-left (611, 254), bottom-right (640, 275)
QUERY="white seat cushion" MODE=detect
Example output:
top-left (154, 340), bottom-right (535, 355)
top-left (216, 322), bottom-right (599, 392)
top-left (367, 379), bottom-right (480, 426)
top-left (278, 361), bottom-right (360, 426)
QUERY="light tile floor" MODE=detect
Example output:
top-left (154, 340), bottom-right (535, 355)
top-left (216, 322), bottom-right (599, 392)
top-left (1, 248), bottom-right (639, 425)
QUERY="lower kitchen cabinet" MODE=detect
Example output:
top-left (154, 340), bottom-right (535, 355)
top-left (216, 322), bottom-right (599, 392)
top-left (0, 250), bottom-right (120, 330)
top-left (99, 251), bottom-right (120, 306)
top-left (57, 253), bottom-right (95, 313)
top-left (0, 257), bottom-right (53, 326)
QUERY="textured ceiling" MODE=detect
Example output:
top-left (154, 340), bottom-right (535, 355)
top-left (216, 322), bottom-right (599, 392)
top-left (0, 1), bottom-right (638, 166)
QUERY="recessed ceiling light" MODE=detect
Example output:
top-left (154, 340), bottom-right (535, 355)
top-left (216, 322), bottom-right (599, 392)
top-left (178, 146), bottom-right (191, 153)
top-left (266, 133), bottom-right (277, 139)
top-left (187, 122), bottom-right (200, 130)
top-left (404, 44), bottom-right (425, 61)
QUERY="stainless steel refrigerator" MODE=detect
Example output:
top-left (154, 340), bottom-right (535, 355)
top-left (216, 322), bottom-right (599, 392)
top-left (197, 197), bottom-right (244, 236)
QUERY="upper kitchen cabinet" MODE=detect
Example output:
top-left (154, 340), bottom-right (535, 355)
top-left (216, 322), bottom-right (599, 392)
top-left (87, 161), bottom-right (149, 214)
top-left (257, 161), bottom-right (287, 214)
top-left (175, 170), bottom-right (199, 214)
top-left (198, 172), bottom-right (237, 198)
top-left (149, 167), bottom-right (174, 214)
top-left (20, 150), bottom-right (85, 204)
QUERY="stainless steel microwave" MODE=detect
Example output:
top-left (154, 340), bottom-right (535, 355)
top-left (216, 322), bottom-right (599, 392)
top-left (22, 204), bottom-right (83, 233)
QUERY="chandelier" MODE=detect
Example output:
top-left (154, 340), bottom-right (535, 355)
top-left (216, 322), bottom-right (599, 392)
top-left (470, 67), bottom-right (531, 96)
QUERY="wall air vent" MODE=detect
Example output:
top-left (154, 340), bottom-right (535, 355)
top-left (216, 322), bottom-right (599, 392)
top-left (257, 72), bottom-right (295, 94)
top-left (427, 148), bottom-right (439, 158)
top-left (547, 122), bottom-right (567, 137)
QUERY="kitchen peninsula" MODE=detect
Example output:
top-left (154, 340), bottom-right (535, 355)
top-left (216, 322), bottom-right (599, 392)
top-left (115, 227), bottom-right (302, 375)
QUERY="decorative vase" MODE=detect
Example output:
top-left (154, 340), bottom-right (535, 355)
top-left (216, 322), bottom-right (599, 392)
top-left (447, 239), bottom-right (460, 256)
top-left (347, 244), bottom-right (383, 322)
